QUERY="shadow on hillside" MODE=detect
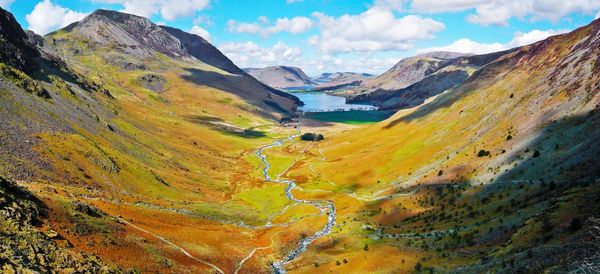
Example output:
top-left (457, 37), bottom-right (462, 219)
top-left (366, 111), bottom-right (600, 272)
top-left (493, 109), bottom-right (600, 184)
top-left (181, 68), bottom-right (292, 118)
top-left (184, 114), bottom-right (267, 139)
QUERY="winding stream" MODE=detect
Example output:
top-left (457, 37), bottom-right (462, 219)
top-left (256, 126), bottom-right (337, 274)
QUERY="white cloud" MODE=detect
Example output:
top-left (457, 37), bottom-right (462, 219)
top-left (373, 0), bottom-right (408, 11)
top-left (418, 39), bottom-right (505, 55)
top-left (218, 41), bottom-right (302, 68)
top-left (190, 25), bottom-right (211, 41)
top-left (286, 0), bottom-right (303, 3)
top-left (418, 28), bottom-right (569, 54)
top-left (0, 0), bottom-right (14, 10)
top-left (310, 7), bottom-right (445, 53)
top-left (25, 0), bottom-right (88, 34)
top-left (295, 54), bottom-right (400, 75)
top-left (93, 0), bottom-right (210, 20)
top-left (596, 9), bottom-right (600, 18)
top-left (227, 16), bottom-right (313, 37)
top-left (411, 0), bottom-right (600, 25)
top-left (466, 1), bottom-right (531, 26)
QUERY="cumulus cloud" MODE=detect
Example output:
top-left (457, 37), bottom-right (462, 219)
top-left (94, 0), bottom-right (210, 20)
top-left (466, 1), bottom-right (531, 26)
top-left (310, 7), bottom-right (444, 53)
top-left (411, 0), bottom-right (600, 25)
top-left (418, 28), bottom-right (569, 54)
top-left (227, 16), bottom-right (313, 37)
top-left (318, 56), bottom-right (398, 74)
top-left (0, 0), bottom-right (14, 10)
top-left (25, 0), bottom-right (88, 34)
top-left (190, 25), bottom-right (211, 41)
top-left (218, 41), bottom-right (302, 68)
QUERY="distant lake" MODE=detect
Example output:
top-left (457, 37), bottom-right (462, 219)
top-left (291, 92), bottom-right (378, 112)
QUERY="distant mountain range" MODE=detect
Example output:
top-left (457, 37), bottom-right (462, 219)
top-left (244, 66), bottom-right (373, 92)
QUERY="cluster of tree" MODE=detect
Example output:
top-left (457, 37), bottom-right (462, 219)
top-left (300, 133), bottom-right (325, 141)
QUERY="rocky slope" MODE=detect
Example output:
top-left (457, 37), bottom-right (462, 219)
top-left (347, 51), bottom-right (512, 110)
top-left (0, 8), bottom-right (39, 71)
top-left (50, 9), bottom-right (299, 113)
top-left (244, 66), bottom-right (316, 90)
top-left (311, 72), bottom-right (373, 92)
top-left (0, 177), bottom-right (117, 272)
top-left (350, 52), bottom-right (470, 94)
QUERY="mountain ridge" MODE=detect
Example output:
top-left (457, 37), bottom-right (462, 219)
top-left (244, 65), bottom-right (316, 90)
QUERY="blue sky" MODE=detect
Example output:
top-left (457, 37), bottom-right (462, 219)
top-left (3, 0), bottom-right (600, 75)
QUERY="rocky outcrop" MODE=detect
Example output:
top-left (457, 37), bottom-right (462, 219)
top-left (0, 7), bottom-right (40, 71)
top-left (0, 177), bottom-right (117, 272)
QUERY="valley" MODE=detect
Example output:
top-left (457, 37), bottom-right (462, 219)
top-left (1, 2), bottom-right (600, 274)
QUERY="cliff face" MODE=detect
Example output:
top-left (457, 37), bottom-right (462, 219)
top-left (0, 8), bottom-right (40, 71)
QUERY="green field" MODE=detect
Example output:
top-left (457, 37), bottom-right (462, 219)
top-left (304, 110), bottom-right (394, 124)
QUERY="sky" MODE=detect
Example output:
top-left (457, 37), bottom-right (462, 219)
top-left (2, 0), bottom-right (600, 76)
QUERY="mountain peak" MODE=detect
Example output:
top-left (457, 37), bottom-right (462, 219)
top-left (64, 9), bottom-right (188, 59)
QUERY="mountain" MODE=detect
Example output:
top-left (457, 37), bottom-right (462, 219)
top-left (311, 72), bottom-right (372, 84)
top-left (51, 9), bottom-right (299, 112)
top-left (0, 8), bottom-right (40, 71)
top-left (160, 26), bottom-right (243, 75)
top-left (244, 66), bottom-right (316, 90)
top-left (0, 8), bottom-right (303, 272)
top-left (290, 18), bottom-right (600, 273)
top-left (347, 50), bottom-right (512, 109)
top-left (2, 5), bottom-right (600, 273)
top-left (311, 72), bottom-right (373, 92)
top-left (349, 52), bottom-right (471, 95)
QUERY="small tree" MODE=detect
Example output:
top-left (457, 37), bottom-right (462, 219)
top-left (300, 133), bottom-right (325, 141)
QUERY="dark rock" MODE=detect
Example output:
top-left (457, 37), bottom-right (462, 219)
top-left (0, 7), bottom-right (40, 72)
top-left (138, 73), bottom-right (166, 93)
top-left (73, 201), bottom-right (105, 218)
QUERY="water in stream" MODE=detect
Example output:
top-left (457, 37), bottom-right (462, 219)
top-left (256, 128), bottom-right (337, 274)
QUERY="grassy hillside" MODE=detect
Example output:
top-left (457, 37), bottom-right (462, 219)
top-left (1, 7), bottom-right (600, 274)
top-left (0, 8), bottom-right (317, 273)
top-left (278, 18), bottom-right (600, 272)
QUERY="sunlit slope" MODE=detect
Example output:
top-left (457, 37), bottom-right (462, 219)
top-left (0, 8), bottom-right (324, 273)
top-left (275, 18), bottom-right (600, 273)
top-left (308, 18), bottom-right (600, 195)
